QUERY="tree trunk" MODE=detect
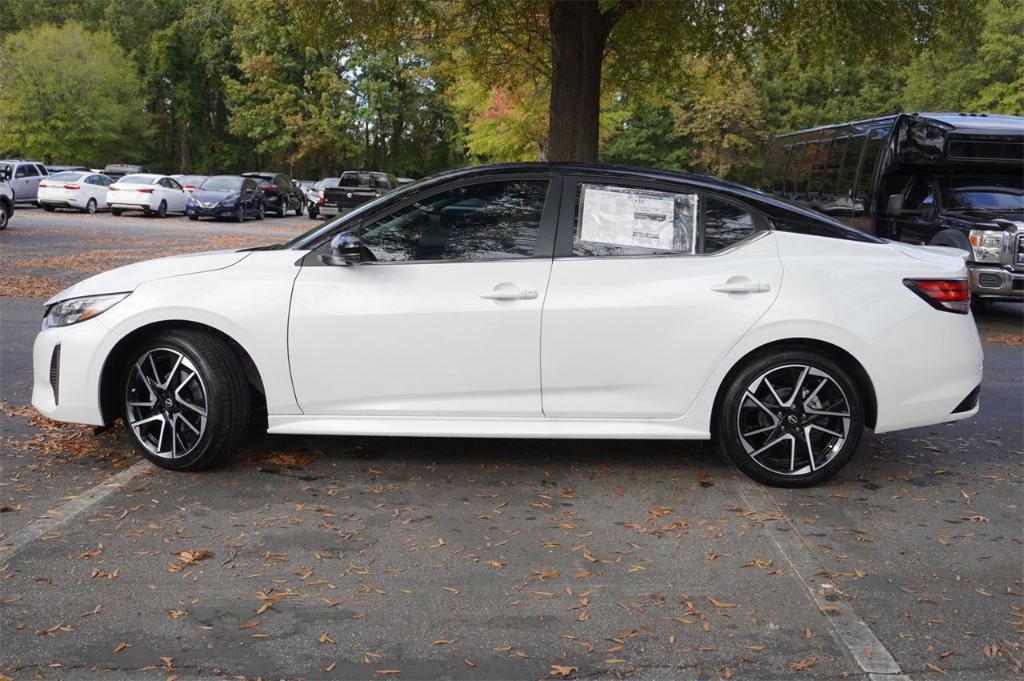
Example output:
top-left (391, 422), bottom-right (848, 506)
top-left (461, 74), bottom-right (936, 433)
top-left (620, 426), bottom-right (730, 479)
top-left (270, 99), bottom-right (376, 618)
top-left (547, 0), bottom-right (611, 162)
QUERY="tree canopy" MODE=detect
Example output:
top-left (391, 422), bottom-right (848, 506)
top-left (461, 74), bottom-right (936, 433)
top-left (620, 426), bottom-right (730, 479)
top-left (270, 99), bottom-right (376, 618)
top-left (0, 0), bottom-right (1019, 180)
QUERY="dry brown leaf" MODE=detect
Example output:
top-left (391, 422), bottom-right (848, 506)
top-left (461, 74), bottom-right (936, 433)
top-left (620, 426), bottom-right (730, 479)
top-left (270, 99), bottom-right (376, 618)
top-left (788, 656), bottom-right (818, 671)
top-left (549, 665), bottom-right (579, 677)
top-left (706, 596), bottom-right (739, 608)
top-left (319, 631), bottom-right (336, 644)
top-left (114, 642), bottom-right (130, 653)
top-left (925, 663), bottom-right (946, 674)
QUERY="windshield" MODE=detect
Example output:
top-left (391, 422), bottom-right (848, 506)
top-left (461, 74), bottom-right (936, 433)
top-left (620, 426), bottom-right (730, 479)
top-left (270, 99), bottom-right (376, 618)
top-left (118, 174), bottom-right (156, 185)
top-left (48, 172), bottom-right (86, 182)
top-left (940, 177), bottom-right (1024, 211)
top-left (322, 177), bottom-right (341, 188)
top-left (200, 176), bottom-right (243, 192)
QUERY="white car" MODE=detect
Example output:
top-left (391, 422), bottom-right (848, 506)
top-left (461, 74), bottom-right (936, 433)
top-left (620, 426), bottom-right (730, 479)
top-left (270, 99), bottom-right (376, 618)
top-left (37, 172), bottom-right (114, 213)
top-left (107, 174), bottom-right (188, 217)
top-left (31, 164), bottom-right (983, 486)
top-left (170, 175), bottom-right (209, 195)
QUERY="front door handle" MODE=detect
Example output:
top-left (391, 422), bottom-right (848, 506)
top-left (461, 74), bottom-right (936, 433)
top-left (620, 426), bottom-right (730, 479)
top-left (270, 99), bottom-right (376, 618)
top-left (711, 281), bottom-right (771, 294)
top-left (479, 285), bottom-right (538, 301)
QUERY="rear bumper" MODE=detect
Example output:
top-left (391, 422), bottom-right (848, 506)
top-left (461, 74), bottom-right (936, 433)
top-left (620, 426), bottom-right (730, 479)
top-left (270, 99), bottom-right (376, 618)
top-left (969, 264), bottom-right (1023, 301)
top-left (109, 200), bottom-right (155, 211)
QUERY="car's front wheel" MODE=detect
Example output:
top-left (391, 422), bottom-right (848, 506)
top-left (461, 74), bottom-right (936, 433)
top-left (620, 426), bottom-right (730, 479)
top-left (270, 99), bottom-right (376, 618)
top-left (85, 198), bottom-right (97, 214)
top-left (717, 349), bottom-right (864, 487)
top-left (121, 330), bottom-right (250, 471)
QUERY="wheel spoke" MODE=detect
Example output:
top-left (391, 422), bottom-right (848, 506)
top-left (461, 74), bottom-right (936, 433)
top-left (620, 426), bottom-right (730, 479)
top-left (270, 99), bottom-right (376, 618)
top-left (177, 412), bottom-right (202, 435)
top-left (741, 423), bottom-right (777, 438)
top-left (159, 354), bottom-right (183, 390)
top-left (789, 366), bottom-right (809, 406)
top-left (748, 433), bottom-right (793, 460)
top-left (803, 428), bottom-right (817, 470)
top-left (743, 391), bottom-right (779, 421)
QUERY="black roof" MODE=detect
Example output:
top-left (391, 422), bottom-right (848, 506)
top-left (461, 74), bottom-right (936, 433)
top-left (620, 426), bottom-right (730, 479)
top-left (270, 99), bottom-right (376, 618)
top-left (774, 112), bottom-right (1023, 140)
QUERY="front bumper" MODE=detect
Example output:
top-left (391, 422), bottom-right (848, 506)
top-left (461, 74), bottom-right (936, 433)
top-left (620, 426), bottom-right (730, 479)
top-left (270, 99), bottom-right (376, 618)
top-left (969, 264), bottom-right (1024, 301)
top-left (32, 320), bottom-right (110, 426)
top-left (187, 204), bottom-right (239, 218)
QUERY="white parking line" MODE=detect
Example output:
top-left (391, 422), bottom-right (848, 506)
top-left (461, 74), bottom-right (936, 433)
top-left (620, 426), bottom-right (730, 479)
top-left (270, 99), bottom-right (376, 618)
top-left (736, 483), bottom-right (912, 680)
top-left (0, 461), bottom-right (150, 562)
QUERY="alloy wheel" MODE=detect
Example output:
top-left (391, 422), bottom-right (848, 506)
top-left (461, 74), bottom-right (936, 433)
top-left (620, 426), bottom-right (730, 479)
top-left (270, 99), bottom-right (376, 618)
top-left (86, 198), bottom-right (97, 214)
top-left (735, 364), bottom-right (851, 477)
top-left (0, 204), bottom-right (7, 229)
top-left (125, 348), bottom-right (208, 459)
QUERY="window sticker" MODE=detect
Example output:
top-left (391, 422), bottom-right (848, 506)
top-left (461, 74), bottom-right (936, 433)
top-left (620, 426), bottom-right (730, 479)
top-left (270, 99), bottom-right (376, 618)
top-left (577, 184), bottom-right (696, 253)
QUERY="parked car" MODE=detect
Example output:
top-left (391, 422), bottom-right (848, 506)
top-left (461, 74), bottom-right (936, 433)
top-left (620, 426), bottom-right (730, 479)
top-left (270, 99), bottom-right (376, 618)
top-left (30, 163), bottom-right (983, 486)
top-left (764, 112), bottom-right (1024, 302)
top-left (45, 165), bottom-right (91, 174)
top-left (106, 174), bottom-right (188, 217)
top-left (170, 175), bottom-right (209, 195)
top-left (242, 172), bottom-right (305, 217)
top-left (307, 177), bottom-right (341, 219)
top-left (0, 170), bottom-right (13, 230)
top-left (186, 176), bottom-right (265, 222)
top-left (37, 171), bottom-right (114, 213)
top-left (320, 170), bottom-right (397, 215)
top-left (103, 163), bottom-right (149, 180)
top-left (0, 159), bottom-right (48, 204)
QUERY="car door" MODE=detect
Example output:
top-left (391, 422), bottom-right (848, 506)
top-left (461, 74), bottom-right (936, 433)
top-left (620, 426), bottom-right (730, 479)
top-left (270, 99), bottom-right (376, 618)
top-left (161, 177), bottom-right (187, 212)
top-left (14, 163), bottom-right (39, 201)
top-left (288, 175), bottom-right (558, 416)
top-left (84, 175), bottom-right (104, 207)
top-left (540, 178), bottom-right (783, 419)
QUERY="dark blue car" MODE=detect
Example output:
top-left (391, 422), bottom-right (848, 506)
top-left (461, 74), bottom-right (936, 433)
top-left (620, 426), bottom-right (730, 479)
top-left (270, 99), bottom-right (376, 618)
top-left (186, 176), bottom-right (265, 222)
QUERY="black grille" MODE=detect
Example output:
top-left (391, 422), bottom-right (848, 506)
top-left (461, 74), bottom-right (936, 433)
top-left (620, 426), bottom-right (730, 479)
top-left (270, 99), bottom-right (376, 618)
top-left (952, 385), bottom-right (980, 414)
top-left (977, 272), bottom-right (1003, 288)
top-left (1017, 233), bottom-right (1024, 269)
top-left (49, 344), bottom-right (61, 405)
top-left (1014, 279), bottom-right (1024, 291)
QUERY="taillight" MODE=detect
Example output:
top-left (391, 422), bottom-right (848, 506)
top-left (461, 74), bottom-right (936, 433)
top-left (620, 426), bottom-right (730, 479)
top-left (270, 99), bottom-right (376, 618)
top-left (185, 184), bottom-right (196, 191)
top-left (259, 183), bottom-right (274, 191)
top-left (903, 279), bottom-right (970, 314)
top-left (109, 186), bottom-right (119, 191)
top-left (139, 188), bottom-right (154, 194)
top-left (39, 181), bottom-right (49, 188)
top-left (318, 195), bottom-right (324, 205)
top-left (64, 184), bottom-right (80, 190)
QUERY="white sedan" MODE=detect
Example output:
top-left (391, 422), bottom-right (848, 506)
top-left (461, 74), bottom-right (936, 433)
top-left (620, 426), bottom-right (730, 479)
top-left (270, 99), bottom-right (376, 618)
top-left (106, 174), bottom-right (188, 217)
top-left (37, 172), bottom-right (114, 213)
top-left (31, 164), bottom-right (983, 486)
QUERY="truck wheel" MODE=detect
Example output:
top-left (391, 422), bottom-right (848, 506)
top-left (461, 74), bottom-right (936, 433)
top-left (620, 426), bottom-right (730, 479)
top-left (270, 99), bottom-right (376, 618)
top-left (717, 348), bottom-right (864, 487)
top-left (121, 330), bottom-right (250, 471)
top-left (0, 201), bottom-right (9, 230)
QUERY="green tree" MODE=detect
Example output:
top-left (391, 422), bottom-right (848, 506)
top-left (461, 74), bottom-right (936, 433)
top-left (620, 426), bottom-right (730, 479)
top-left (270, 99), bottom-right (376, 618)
top-left (0, 22), bottom-right (149, 165)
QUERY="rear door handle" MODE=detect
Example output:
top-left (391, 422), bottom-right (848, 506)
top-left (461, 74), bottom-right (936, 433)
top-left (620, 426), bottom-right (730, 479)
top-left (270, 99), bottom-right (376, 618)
top-left (479, 286), bottom-right (538, 301)
top-left (711, 281), bottom-right (771, 294)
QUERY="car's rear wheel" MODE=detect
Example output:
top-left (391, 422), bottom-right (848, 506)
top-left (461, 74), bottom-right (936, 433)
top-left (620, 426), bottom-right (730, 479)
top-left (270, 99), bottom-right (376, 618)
top-left (43, 205), bottom-right (56, 212)
top-left (156, 200), bottom-right (167, 218)
top-left (257, 201), bottom-right (265, 220)
top-left (277, 196), bottom-right (288, 217)
top-left (0, 202), bottom-right (8, 230)
top-left (717, 349), bottom-right (864, 487)
top-left (111, 208), bottom-right (123, 216)
top-left (121, 330), bottom-right (250, 471)
top-left (86, 198), bottom-right (97, 214)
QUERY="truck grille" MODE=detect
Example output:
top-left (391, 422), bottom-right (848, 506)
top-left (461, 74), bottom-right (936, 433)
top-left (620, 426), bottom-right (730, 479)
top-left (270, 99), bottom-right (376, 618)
top-left (1016, 233), bottom-right (1024, 269)
top-left (49, 344), bottom-right (61, 405)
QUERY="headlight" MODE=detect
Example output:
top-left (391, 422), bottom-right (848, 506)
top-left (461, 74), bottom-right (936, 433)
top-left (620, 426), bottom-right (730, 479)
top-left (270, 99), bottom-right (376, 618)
top-left (968, 229), bottom-right (1005, 263)
top-left (43, 293), bottom-right (129, 329)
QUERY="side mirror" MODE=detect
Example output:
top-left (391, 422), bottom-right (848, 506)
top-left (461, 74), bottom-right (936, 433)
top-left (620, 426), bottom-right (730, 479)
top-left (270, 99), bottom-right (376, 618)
top-left (320, 231), bottom-right (363, 266)
top-left (886, 194), bottom-right (904, 215)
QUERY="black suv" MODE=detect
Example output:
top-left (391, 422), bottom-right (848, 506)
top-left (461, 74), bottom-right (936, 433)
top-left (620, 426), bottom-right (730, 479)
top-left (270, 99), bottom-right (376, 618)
top-left (321, 171), bottom-right (398, 215)
top-left (242, 172), bottom-right (306, 217)
top-left (764, 113), bottom-right (1024, 301)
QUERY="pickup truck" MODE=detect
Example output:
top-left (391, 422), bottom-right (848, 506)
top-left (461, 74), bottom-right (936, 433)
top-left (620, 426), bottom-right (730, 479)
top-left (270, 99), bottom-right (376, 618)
top-left (320, 171), bottom-right (398, 216)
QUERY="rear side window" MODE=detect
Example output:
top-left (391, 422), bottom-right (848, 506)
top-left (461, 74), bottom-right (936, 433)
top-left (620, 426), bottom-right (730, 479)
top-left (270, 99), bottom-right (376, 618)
top-left (702, 198), bottom-right (757, 253)
top-left (16, 164), bottom-right (38, 178)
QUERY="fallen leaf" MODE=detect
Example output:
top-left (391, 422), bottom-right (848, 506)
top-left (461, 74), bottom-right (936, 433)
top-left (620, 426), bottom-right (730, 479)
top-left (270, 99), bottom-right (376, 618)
top-left (925, 662), bottom-right (946, 674)
top-left (706, 596), bottom-right (739, 609)
top-left (788, 656), bottom-right (818, 671)
top-left (114, 642), bottom-right (130, 653)
top-left (550, 664), bottom-right (579, 677)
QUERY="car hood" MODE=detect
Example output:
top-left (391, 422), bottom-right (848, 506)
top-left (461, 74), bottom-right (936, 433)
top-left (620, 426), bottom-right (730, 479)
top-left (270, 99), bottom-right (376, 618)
top-left (46, 250), bottom-right (251, 305)
top-left (191, 188), bottom-right (237, 202)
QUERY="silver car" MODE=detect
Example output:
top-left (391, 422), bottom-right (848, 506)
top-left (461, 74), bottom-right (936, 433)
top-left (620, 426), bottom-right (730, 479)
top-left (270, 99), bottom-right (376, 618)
top-left (0, 160), bottom-right (48, 205)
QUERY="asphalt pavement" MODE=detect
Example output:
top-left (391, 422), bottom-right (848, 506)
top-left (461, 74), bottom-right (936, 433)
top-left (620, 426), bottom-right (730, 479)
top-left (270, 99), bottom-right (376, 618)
top-left (1, 207), bottom-right (1022, 680)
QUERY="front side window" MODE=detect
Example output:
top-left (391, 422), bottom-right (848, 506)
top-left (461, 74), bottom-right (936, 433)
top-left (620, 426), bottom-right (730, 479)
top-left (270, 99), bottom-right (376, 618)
top-left (358, 179), bottom-right (548, 262)
top-left (572, 184), bottom-right (697, 256)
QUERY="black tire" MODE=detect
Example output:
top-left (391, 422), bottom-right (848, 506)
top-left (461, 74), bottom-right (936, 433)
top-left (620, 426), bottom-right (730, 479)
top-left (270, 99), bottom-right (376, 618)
top-left (85, 198), bottom-right (97, 214)
top-left (156, 200), bottom-right (167, 218)
top-left (277, 196), bottom-right (288, 218)
top-left (307, 206), bottom-right (318, 219)
top-left (717, 348), bottom-right (864, 487)
top-left (188, 214), bottom-right (199, 221)
top-left (235, 205), bottom-right (245, 223)
top-left (294, 199), bottom-right (303, 216)
top-left (257, 201), bottom-right (265, 220)
top-left (0, 201), bottom-right (9, 230)
top-left (121, 330), bottom-right (250, 471)
top-left (111, 208), bottom-right (123, 216)
top-left (43, 204), bottom-right (56, 212)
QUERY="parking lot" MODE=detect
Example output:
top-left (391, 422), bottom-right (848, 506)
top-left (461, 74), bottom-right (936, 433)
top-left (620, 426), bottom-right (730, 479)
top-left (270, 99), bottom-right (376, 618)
top-left (1, 207), bottom-right (1022, 680)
